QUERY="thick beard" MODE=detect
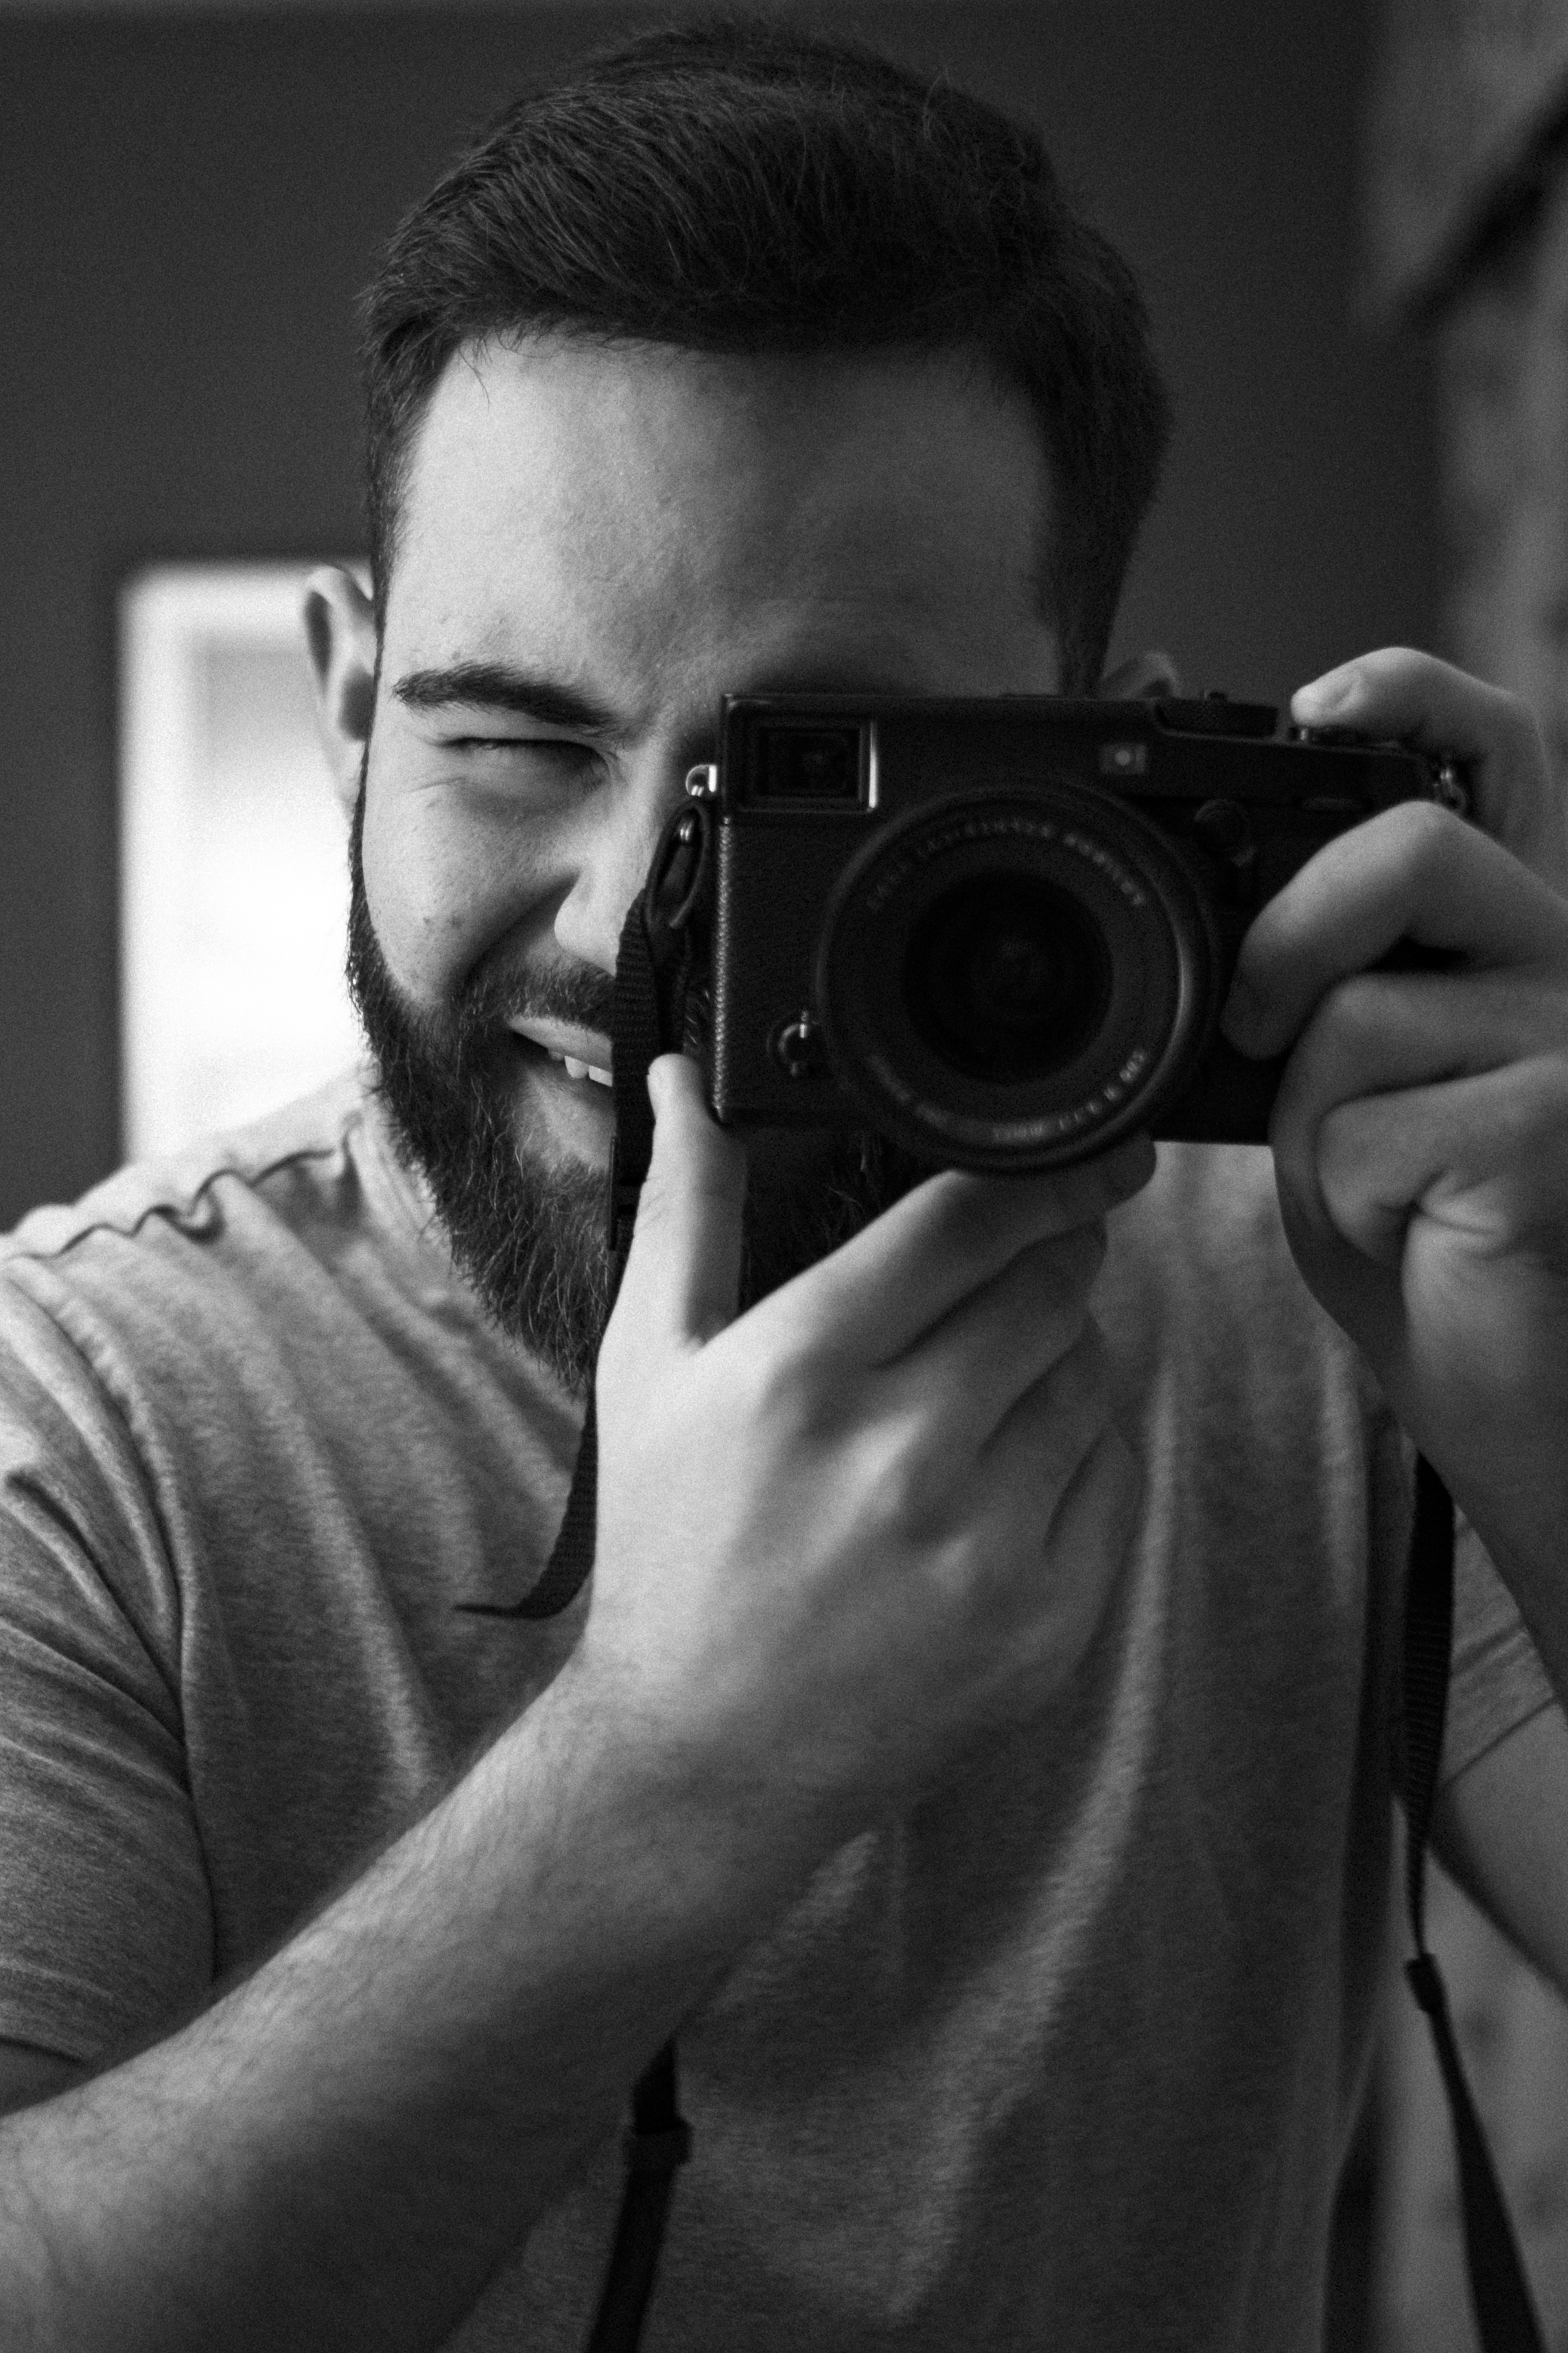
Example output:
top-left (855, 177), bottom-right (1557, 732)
top-left (345, 789), bottom-right (924, 1394)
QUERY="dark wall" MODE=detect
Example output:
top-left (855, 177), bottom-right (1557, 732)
top-left (0, 0), bottom-right (1436, 1222)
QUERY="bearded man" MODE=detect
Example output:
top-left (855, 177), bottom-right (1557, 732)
top-left (1, 23), bottom-right (1567, 2352)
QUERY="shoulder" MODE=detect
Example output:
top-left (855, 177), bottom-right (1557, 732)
top-left (0, 1070), bottom-right (572, 1625)
top-left (1, 1071), bottom-right (376, 1275)
top-left (0, 1069), bottom-right (489, 1433)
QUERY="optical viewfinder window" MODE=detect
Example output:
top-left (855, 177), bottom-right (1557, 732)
top-left (752, 724), bottom-right (866, 805)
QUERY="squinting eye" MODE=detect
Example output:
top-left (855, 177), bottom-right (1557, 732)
top-left (449, 736), bottom-right (593, 757)
top-left (444, 739), bottom-right (607, 790)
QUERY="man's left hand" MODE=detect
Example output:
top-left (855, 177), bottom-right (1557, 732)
top-left (1222, 647), bottom-right (1568, 1619)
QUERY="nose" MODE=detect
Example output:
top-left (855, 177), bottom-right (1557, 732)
top-left (550, 758), bottom-right (686, 975)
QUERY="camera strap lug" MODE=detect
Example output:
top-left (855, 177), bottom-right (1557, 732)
top-left (771, 1008), bottom-right (827, 1080)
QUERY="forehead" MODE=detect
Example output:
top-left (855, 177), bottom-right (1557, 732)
top-left (386, 334), bottom-right (1058, 700)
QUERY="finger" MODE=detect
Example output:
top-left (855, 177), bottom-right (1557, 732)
top-left (1047, 1413), bottom-right (1140, 1553)
top-left (975, 1355), bottom-right (1138, 1681)
top-left (977, 1317), bottom-right (1114, 1498)
top-left (610, 1053), bottom-right (748, 1348)
top-left (924, 1321), bottom-right (1116, 1622)
top-left (1307, 1060), bottom-right (1568, 1268)
top-left (1290, 647), bottom-right (1568, 885)
top-left (1031, 1420), bottom-right (1141, 1662)
top-left (1293, 648), bottom-right (1541, 779)
top-left (752, 1133), bottom-right (1155, 1371)
top-left (878, 1219), bottom-right (1107, 1459)
top-left (1273, 967), bottom-right (1556, 1134)
top-left (1223, 803), bottom-right (1568, 1058)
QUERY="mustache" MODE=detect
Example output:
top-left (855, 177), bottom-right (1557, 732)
top-left (461, 956), bottom-right (617, 1042)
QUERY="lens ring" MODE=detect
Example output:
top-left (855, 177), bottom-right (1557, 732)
top-left (815, 785), bottom-right (1216, 1170)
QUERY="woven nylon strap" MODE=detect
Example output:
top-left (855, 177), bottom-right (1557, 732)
top-left (1402, 1455), bottom-right (1545, 2353)
top-left (458, 807), bottom-right (706, 2352)
top-left (457, 808), bottom-right (703, 1625)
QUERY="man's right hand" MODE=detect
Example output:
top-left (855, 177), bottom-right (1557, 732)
top-left (587, 1054), bottom-right (1154, 1819)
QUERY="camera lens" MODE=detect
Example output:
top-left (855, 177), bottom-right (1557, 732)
top-left (903, 874), bottom-right (1112, 1085)
top-left (815, 786), bottom-right (1215, 1170)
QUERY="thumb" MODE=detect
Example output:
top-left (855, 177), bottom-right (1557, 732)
top-left (613, 1053), bottom-right (748, 1347)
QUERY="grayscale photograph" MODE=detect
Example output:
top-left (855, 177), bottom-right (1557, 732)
top-left (1, 1), bottom-right (1566, 2348)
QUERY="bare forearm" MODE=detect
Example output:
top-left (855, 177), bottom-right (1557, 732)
top-left (0, 1662), bottom-right (825, 2353)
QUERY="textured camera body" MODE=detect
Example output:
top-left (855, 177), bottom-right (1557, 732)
top-left (678, 693), bottom-right (1459, 1170)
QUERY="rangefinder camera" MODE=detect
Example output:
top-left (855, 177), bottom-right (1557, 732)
top-left (675, 693), bottom-right (1466, 1172)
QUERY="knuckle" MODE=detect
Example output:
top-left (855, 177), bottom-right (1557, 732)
top-left (924, 1518), bottom-right (999, 1617)
top-left (1484, 1052), bottom-right (1568, 1152)
top-left (1383, 794), bottom-right (1455, 868)
top-left (876, 1418), bottom-right (962, 1539)
top-left (999, 1326), bottom-right (1113, 1492)
top-left (737, 1322), bottom-right (833, 1444)
top-left (1309, 969), bottom-right (1394, 1057)
top-left (928, 1174), bottom-right (1016, 1261)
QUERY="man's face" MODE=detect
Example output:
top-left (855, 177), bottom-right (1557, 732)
top-left (334, 335), bottom-right (1063, 1384)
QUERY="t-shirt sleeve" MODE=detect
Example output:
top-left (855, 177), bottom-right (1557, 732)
top-left (1439, 1513), bottom-right (1559, 1791)
top-left (0, 1266), bottom-right (213, 2064)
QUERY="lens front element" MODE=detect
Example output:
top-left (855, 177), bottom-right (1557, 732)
top-left (904, 873), bottom-right (1114, 1087)
top-left (816, 786), bottom-right (1215, 1169)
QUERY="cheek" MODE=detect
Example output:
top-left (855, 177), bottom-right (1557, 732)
top-left (359, 775), bottom-right (552, 1010)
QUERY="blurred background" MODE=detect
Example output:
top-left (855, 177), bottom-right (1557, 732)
top-left (1, 0), bottom-right (1565, 2343)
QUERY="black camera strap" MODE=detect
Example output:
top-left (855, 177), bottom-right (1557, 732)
top-left (458, 804), bottom-right (710, 2353)
top-left (1399, 1455), bottom-right (1545, 2353)
top-left (458, 801), bottom-right (710, 1627)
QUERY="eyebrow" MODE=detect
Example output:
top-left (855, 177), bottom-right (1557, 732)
top-left (391, 662), bottom-right (621, 736)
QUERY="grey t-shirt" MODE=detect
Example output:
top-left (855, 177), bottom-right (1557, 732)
top-left (0, 1074), bottom-right (1552, 2350)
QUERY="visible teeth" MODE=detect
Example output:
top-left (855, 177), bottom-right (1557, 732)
top-left (561, 1054), bottom-right (612, 1088)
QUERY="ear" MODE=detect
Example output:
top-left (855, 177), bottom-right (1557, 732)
top-left (1098, 649), bottom-right (1181, 701)
top-left (303, 566), bottom-right (378, 820)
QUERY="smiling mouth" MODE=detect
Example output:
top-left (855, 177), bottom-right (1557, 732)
top-left (554, 1052), bottom-right (612, 1088)
top-left (508, 1031), bottom-right (613, 1089)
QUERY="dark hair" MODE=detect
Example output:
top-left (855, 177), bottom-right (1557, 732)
top-left (361, 19), bottom-right (1169, 689)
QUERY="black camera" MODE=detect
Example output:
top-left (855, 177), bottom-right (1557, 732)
top-left (670, 693), bottom-right (1466, 1171)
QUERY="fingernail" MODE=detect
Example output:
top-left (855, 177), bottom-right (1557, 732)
top-left (1295, 668), bottom-right (1357, 717)
top-left (1105, 1135), bottom-right (1157, 1198)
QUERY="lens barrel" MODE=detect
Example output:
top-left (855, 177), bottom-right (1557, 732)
top-left (815, 785), bottom-right (1217, 1169)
